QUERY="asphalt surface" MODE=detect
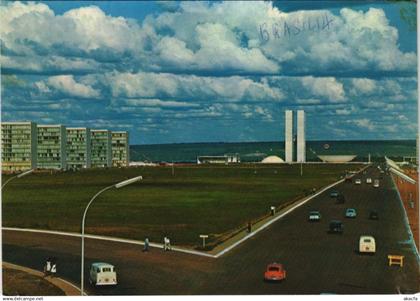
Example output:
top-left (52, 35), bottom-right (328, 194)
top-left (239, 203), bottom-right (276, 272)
top-left (3, 166), bottom-right (419, 295)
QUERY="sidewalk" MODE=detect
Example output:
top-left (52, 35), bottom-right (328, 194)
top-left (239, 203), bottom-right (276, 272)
top-left (3, 262), bottom-right (84, 296)
top-left (392, 169), bottom-right (419, 252)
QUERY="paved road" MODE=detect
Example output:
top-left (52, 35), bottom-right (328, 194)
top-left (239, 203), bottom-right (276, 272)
top-left (3, 166), bottom-right (419, 295)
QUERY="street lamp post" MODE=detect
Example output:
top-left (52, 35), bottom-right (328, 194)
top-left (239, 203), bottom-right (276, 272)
top-left (80, 175), bottom-right (143, 296)
top-left (1, 169), bottom-right (34, 190)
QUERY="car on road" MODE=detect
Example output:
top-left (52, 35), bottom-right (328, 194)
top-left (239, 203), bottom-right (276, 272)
top-left (369, 210), bottom-right (378, 220)
top-left (354, 179), bottom-right (361, 185)
top-left (264, 263), bottom-right (286, 281)
top-left (330, 190), bottom-right (339, 198)
top-left (336, 194), bottom-right (346, 204)
top-left (373, 180), bottom-right (379, 188)
top-left (345, 174), bottom-right (352, 182)
top-left (366, 178), bottom-right (372, 184)
top-left (345, 208), bottom-right (357, 218)
top-left (89, 262), bottom-right (117, 286)
top-left (359, 236), bottom-right (376, 254)
top-left (329, 220), bottom-right (344, 233)
top-left (308, 211), bottom-right (321, 222)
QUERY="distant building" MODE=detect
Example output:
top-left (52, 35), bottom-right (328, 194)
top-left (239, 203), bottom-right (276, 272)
top-left (111, 131), bottom-right (129, 167)
top-left (197, 154), bottom-right (240, 164)
top-left (1, 122), bottom-right (38, 172)
top-left (66, 127), bottom-right (91, 169)
top-left (37, 125), bottom-right (67, 169)
top-left (285, 110), bottom-right (293, 163)
top-left (91, 129), bottom-right (112, 168)
top-left (297, 110), bottom-right (306, 162)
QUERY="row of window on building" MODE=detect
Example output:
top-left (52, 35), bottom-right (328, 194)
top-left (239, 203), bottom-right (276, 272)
top-left (1, 122), bottom-right (129, 172)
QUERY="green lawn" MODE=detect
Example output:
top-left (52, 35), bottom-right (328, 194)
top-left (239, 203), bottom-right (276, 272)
top-left (2, 164), bottom-right (361, 248)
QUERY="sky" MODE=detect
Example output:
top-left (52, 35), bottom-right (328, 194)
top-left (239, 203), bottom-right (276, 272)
top-left (1, 1), bottom-right (418, 144)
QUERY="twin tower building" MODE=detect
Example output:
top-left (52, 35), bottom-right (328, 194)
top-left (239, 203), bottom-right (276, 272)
top-left (285, 110), bottom-right (306, 163)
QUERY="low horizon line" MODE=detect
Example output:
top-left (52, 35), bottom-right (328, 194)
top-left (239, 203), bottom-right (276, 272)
top-left (130, 138), bottom-right (416, 146)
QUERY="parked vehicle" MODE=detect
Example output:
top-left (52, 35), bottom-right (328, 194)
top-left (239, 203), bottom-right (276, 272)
top-left (373, 180), bottom-right (379, 188)
top-left (354, 179), bottom-right (361, 185)
top-left (89, 262), bottom-right (117, 286)
top-left (329, 220), bottom-right (344, 233)
top-left (369, 210), bottom-right (378, 220)
top-left (308, 211), bottom-right (321, 222)
top-left (366, 178), bottom-right (372, 184)
top-left (345, 208), bottom-right (357, 218)
top-left (264, 263), bottom-right (286, 281)
top-left (359, 236), bottom-right (376, 254)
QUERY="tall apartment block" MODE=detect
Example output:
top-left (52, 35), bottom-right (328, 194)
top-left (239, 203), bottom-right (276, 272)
top-left (91, 130), bottom-right (112, 168)
top-left (1, 122), bottom-right (38, 172)
top-left (285, 110), bottom-right (293, 163)
top-left (37, 125), bottom-right (67, 169)
top-left (297, 110), bottom-right (306, 162)
top-left (67, 127), bottom-right (91, 169)
top-left (111, 131), bottom-right (129, 167)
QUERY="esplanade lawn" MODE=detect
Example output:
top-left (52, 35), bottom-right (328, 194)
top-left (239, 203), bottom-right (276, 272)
top-left (2, 164), bottom-right (362, 248)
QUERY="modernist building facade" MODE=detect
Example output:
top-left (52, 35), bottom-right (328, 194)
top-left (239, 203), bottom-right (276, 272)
top-left (111, 131), bottom-right (129, 167)
top-left (1, 121), bottom-right (130, 171)
top-left (91, 130), bottom-right (112, 168)
top-left (67, 127), bottom-right (91, 169)
top-left (297, 110), bottom-right (306, 163)
top-left (37, 125), bottom-right (67, 169)
top-left (285, 110), bottom-right (293, 163)
top-left (1, 122), bottom-right (38, 171)
top-left (284, 110), bottom-right (306, 163)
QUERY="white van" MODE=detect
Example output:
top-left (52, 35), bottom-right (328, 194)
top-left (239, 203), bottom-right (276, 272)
top-left (359, 236), bottom-right (376, 254)
top-left (89, 262), bottom-right (117, 286)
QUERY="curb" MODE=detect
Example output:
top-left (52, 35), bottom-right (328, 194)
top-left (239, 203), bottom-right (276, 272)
top-left (2, 262), bottom-right (86, 296)
top-left (390, 175), bottom-right (420, 262)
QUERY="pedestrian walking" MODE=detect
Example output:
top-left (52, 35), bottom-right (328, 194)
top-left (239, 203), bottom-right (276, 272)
top-left (143, 237), bottom-right (149, 252)
top-left (166, 237), bottom-right (172, 251)
top-left (50, 257), bottom-right (57, 277)
top-left (44, 257), bottom-right (51, 276)
top-left (163, 236), bottom-right (169, 251)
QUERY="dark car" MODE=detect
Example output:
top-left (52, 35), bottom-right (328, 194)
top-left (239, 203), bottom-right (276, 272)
top-left (369, 210), bottom-right (378, 220)
top-left (330, 190), bottom-right (339, 198)
top-left (329, 220), bottom-right (344, 233)
top-left (336, 194), bottom-right (345, 204)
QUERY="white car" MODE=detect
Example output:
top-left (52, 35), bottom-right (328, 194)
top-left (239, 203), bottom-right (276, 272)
top-left (89, 262), bottom-right (117, 286)
top-left (359, 236), bottom-right (376, 254)
top-left (373, 180), bottom-right (379, 188)
top-left (366, 178), bottom-right (372, 184)
top-left (355, 179), bottom-right (361, 185)
top-left (308, 211), bottom-right (321, 221)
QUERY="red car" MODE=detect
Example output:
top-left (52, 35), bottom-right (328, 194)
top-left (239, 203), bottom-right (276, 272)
top-left (264, 263), bottom-right (286, 281)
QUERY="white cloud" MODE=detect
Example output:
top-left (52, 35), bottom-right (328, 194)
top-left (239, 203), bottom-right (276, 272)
top-left (300, 76), bottom-right (345, 102)
top-left (2, 2), bottom-right (415, 76)
top-left (350, 78), bottom-right (376, 95)
top-left (123, 99), bottom-right (199, 108)
top-left (349, 118), bottom-right (376, 131)
top-left (105, 72), bottom-right (284, 102)
top-left (37, 75), bottom-right (100, 98)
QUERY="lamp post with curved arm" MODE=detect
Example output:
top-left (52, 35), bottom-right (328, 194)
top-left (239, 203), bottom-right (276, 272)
top-left (80, 175), bottom-right (143, 296)
top-left (1, 169), bottom-right (34, 190)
